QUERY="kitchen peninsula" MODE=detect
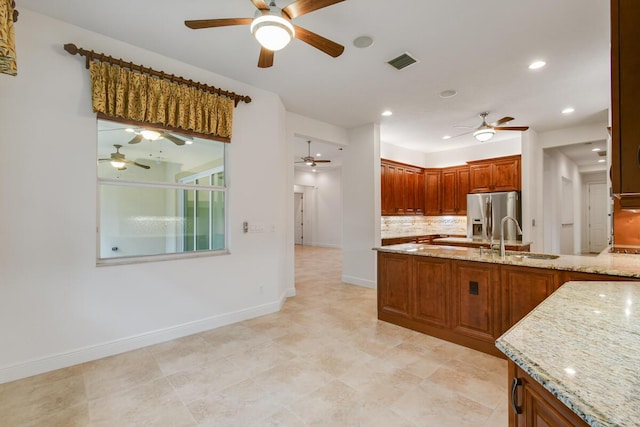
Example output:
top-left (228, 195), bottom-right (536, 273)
top-left (497, 281), bottom-right (640, 427)
top-left (375, 244), bottom-right (640, 357)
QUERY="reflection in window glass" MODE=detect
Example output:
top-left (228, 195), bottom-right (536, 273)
top-left (97, 118), bottom-right (226, 261)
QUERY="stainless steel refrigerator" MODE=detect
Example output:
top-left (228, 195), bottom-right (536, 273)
top-left (467, 191), bottom-right (522, 241)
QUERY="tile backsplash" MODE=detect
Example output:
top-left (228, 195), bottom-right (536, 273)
top-left (382, 216), bottom-right (467, 238)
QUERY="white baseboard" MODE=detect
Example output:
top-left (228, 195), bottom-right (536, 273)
top-left (304, 242), bottom-right (342, 249)
top-left (0, 299), bottom-right (284, 385)
top-left (342, 275), bottom-right (376, 289)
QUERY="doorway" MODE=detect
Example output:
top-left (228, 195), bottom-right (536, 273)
top-left (586, 182), bottom-right (608, 253)
top-left (294, 192), bottom-right (304, 245)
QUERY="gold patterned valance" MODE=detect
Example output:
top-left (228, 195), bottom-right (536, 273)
top-left (0, 0), bottom-right (17, 76)
top-left (90, 61), bottom-right (234, 141)
top-left (64, 43), bottom-right (251, 142)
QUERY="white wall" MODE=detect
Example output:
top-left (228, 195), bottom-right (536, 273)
top-left (342, 124), bottom-right (380, 288)
top-left (0, 10), bottom-right (290, 383)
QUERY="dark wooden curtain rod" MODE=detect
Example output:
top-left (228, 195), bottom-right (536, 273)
top-left (12, 1), bottom-right (18, 22)
top-left (63, 43), bottom-right (251, 106)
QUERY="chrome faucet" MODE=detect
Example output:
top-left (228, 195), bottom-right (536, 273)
top-left (500, 216), bottom-right (523, 259)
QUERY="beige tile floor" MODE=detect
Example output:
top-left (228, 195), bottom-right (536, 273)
top-left (0, 246), bottom-right (508, 426)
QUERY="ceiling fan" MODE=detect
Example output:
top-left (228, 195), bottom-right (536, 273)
top-left (99, 144), bottom-right (151, 170)
top-left (184, 0), bottom-right (345, 68)
top-left (452, 112), bottom-right (530, 142)
top-left (295, 140), bottom-right (331, 167)
top-left (126, 129), bottom-right (191, 146)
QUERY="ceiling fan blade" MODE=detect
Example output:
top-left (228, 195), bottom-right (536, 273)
top-left (250, 0), bottom-right (270, 11)
top-left (185, 18), bottom-right (252, 29)
top-left (124, 159), bottom-right (151, 169)
top-left (258, 47), bottom-right (274, 68)
top-left (283, 0), bottom-right (345, 19)
top-left (161, 132), bottom-right (186, 146)
top-left (492, 116), bottom-right (514, 126)
top-left (293, 25), bottom-right (344, 58)
top-left (448, 130), bottom-right (475, 139)
top-left (313, 160), bottom-right (331, 163)
top-left (128, 134), bottom-right (143, 144)
top-left (494, 126), bottom-right (530, 131)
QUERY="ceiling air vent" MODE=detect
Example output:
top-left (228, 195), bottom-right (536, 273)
top-left (387, 52), bottom-right (418, 70)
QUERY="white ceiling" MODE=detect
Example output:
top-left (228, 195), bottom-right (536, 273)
top-left (22, 0), bottom-right (610, 160)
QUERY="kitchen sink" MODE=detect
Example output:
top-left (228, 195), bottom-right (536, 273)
top-left (509, 253), bottom-right (560, 260)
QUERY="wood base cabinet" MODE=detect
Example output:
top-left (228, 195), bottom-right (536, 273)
top-left (501, 266), bottom-right (558, 335)
top-left (509, 362), bottom-right (589, 427)
top-left (451, 261), bottom-right (500, 343)
top-left (413, 257), bottom-right (450, 328)
top-left (377, 252), bottom-right (412, 318)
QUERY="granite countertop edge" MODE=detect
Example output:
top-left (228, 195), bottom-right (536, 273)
top-left (495, 340), bottom-right (607, 427)
top-left (374, 244), bottom-right (640, 278)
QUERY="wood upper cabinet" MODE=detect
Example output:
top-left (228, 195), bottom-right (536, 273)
top-left (509, 362), bottom-right (589, 427)
top-left (611, 0), bottom-right (640, 208)
top-left (451, 261), bottom-right (500, 343)
top-left (500, 266), bottom-right (559, 335)
top-left (404, 167), bottom-right (424, 215)
top-left (468, 155), bottom-right (521, 193)
top-left (377, 252), bottom-right (412, 318)
top-left (381, 159), bottom-right (424, 216)
top-left (413, 257), bottom-right (451, 328)
top-left (441, 166), bottom-right (470, 215)
top-left (424, 169), bottom-right (442, 215)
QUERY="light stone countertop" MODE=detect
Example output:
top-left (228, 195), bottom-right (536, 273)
top-left (495, 281), bottom-right (640, 427)
top-left (374, 244), bottom-right (640, 278)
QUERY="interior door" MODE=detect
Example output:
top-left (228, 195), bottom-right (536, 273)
top-left (294, 192), bottom-right (304, 245)
top-left (587, 182), bottom-right (608, 253)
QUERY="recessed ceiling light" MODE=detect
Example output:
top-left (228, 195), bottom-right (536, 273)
top-left (592, 147), bottom-right (601, 152)
top-left (353, 36), bottom-right (374, 49)
top-left (598, 159), bottom-right (606, 163)
top-left (529, 60), bottom-right (546, 70)
top-left (442, 135), bottom-right (452, 140)
top-left (381, 110), bottom-right (393, 116)
top-left (316, 153), bottom-right (321, 157)
top-left (562, 107), bottom-right (575, 114)
top-left (312, 169), bottom-right (317, 172)
top-left (439, 89), bottom-right (457, 99)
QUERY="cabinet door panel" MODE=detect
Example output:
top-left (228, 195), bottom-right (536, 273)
top-left (612, 0), bottom-right (640, 199)
top-left (425, 170), bottom-right (442, 215)
top-left (501, 266), bottom-right (558, 334)
top-left (377, 252), bottom-right (412, 318)
top-left (452, 261), bottom-right (499, 342)
top-left (493, 158), bottom-right (520, 192)
top-left (381, 164), bottom-right (394, 215)
top-left (469, 163), bottom-right (493, 193)
top-left (441, 169), bottom-right (457, 214)
top-left (413, 257), bottom-right (450, 327)
top-left (415, 171), bottom-right (425, 214)
top-left (456, 167), bottom-right (470, 215)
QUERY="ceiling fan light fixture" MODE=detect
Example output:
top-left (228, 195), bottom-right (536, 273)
top-left (140, 130), bottom-right (161, 140)
top-left (251, 13), bottom-right (295, 51)
top-left (473, 127), bottom-right (495, 142)
top-left (305, 159), bottom-right (314, 166)
top-left (110, 160), bottom-right (125, 168)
